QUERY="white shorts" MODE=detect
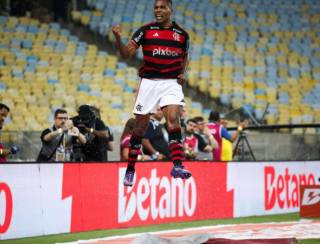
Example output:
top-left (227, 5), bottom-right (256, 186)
top-left (133, 78), bottom-right (185, 115)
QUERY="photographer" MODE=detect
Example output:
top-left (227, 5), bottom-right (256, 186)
top-left (72, 105), bottom-right (112, 162)
top-left (91, 105), bottom-right (114, 156)
top-left (0, 103), bottom-right (20, 162)
top-left (37, 108), bottom-right (86, 162)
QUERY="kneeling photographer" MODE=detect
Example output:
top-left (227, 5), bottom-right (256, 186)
top-left (72, 105), bottom-right (113, 162)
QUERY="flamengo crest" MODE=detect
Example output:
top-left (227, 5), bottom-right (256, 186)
top-left (173, 32), bottom-right (180, 41)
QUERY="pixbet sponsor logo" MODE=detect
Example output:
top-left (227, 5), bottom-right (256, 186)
top-left (264, 167), bottom-right (316, 210)
top-left (0, 182), bottom-right (13, 234)
top-left (301, 188), bottom-right (320, 206)
top-left (152, 47), bottom-right (179, 57)
top-left (118, 168), bottom-right (197, 223)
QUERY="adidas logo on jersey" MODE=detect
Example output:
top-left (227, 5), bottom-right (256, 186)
top-left (153, 32), bottom-right (159, 37)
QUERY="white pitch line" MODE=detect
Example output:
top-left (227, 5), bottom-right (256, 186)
top-left (58, 219), bottom-right (320, 244)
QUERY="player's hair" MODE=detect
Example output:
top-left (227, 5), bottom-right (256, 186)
top-left (0, 103), bottom-right (10, 112)
top-left (155, 0), bottom-right (172, 7)
top-left (54, 108), bottom-right (67, 118)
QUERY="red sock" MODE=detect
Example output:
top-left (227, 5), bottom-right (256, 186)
top-left (169, 141), bottom-right (184, 165)
top-left (168, 128), bottom-right (184, 166)
top-left (127, 132), bottom-right (142, 171)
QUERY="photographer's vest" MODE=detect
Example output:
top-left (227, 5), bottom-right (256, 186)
top-left (38, 127), bottom-right (73, 162)
top-left (222, 138), bottom-right (233, 161)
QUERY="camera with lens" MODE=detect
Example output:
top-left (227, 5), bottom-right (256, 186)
top-left (72, 105), bottom-right (96, 134)
top-left (71, 105), bottom-right (98, 161)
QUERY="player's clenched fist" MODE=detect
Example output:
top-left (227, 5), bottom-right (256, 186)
top-left (177, 73), bottom-right (185, 85)
top-left (112, 25), bottom-right (121, 39)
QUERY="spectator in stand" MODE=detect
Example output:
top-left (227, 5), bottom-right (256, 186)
top-left (207, 111), bottom-right (245, 161)
top-left (10, 0), bottom-right (31, 16)
top-left (183, 119), bottom-right (198, 160)
top-left (53, 0), bottom-right (70, 21)
top-left (193, 116), bottom-right (218, 160)
top-left (0, 103), bottom-right (19, 162)
top-left (142, 107), bottom-right (170, 160)
top-left (0, 0), bottom-right (9, 16)
top-left (37, 108), bottom-right (86, 162)
top-left (120, 118), bottom-right (150, 161)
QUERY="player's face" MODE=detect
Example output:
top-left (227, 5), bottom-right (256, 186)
top-left (154, 0), bottom-right (172, 26)
top-left (0, 108), bottom-right (9, 129)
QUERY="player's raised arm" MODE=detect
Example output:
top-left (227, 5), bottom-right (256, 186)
top-left (112, 25), bottom-right (137, 59)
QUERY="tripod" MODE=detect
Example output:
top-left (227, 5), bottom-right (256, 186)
top-left (233, 131), bottom-right (256, 161)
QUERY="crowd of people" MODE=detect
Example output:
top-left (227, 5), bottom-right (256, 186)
top-left (120, 108), bottom-right (246, 163)
top-left (0, 101), bottom-right (245, 163)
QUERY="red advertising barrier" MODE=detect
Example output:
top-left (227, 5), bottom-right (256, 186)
top-left (300, 185), bottom-right (320, 218)
top-left (62, 162), bottom-right (234, 232)
top-left (1, 161), bottom-right (320, 240)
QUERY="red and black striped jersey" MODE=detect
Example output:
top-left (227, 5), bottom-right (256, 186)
top-left (130, 21), bottom-right (189, 79)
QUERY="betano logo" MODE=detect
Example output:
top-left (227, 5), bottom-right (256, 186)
top-left (264, 167), bottom-right (316, 210)
top-left (301, 188), bottom-right (320, 206)
top-left (118, 168), bottom-right (197, 223)
top-left (0, 182), bottom-right (13, 234)
top-left (152, 47), bottom-right (179, 57)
